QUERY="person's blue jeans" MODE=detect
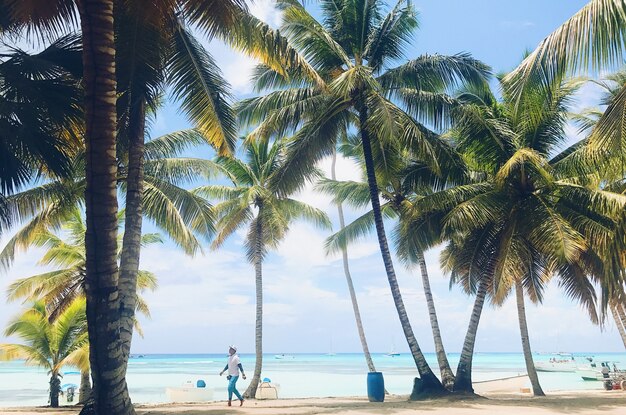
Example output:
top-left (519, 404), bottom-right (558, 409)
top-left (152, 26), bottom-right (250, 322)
top-left (228, 375), bottom-right (243, 401)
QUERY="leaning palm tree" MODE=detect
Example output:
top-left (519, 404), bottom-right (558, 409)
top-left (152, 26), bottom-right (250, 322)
top-left (0, 299), bottom-right (88, 408)
top-left (195, 138), bottom-right (331, 398)
top-left (402, 67), bottom-right (626, 395)
top-left (319, 137), bottom-right (465, 390)
top-left (238, 0), bottom-right (490, 397)
top-left (329, 147), bottom-right (378, 376)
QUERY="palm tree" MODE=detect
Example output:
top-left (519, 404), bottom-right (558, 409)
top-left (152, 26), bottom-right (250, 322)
top-left (3, 208), bottom-right (158, 323)
top-left (329, 148), bottom-right (378, 376)
top-left (0, 35), bottom-right (82, 224)
top-left (195, 138), bottom-right (331, 398)
top-left (402, 67), bottom-right (626, 395)
top-left (237, 0), bottom-right (490, 397)
top-left (319, 137), bottom-right (465, 390)
top-left (0, 299), bottom-right (88, 408)
top-left (0, 129), bottom-right (217, 271)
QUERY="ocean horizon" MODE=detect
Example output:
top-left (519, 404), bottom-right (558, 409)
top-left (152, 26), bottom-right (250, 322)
top-left (1, 351), bottom-right (625, 407)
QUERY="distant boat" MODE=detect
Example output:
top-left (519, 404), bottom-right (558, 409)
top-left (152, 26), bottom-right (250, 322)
top-left (576, 361), bottom-right (623, 381)
top-left (326, 337), bottom-right (336, 356)
top-left (274, 354), bottom-right (295, 360)
top-left (535, 354), bottom-right (591, 373)
top-left (385, 341), bottom-right (400, 357)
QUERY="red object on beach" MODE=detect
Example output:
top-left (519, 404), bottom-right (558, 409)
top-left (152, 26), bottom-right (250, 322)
top-left (612, 383), bottom-right (621, 390)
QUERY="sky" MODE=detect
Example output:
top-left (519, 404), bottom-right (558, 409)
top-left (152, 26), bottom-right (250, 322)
top-left (2, 0), bottom-right (625, 355)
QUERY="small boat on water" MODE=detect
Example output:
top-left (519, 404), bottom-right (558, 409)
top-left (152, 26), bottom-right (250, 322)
top-left (274, 354), bottom-right (295, 359)
top-left (576, 362), bottom-right (623, 381)
top-left (166, 380), bottom-right (213, 403)
top-left (534, 353), bottom-right (580, 372)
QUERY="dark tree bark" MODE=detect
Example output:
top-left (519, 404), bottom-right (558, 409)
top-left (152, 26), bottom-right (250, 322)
top-left (49, 373), bottom-right (60, 408)
top-left (119, 99), bottom-right (146, 359)
top-left (78, 0), bottom-right (134, 413)
top-left (357, 102), bottom-right (446, 398)
top-left (453, 278), bottom-right (489, 393)
top-left (416, 251), bottom-right (455, 390)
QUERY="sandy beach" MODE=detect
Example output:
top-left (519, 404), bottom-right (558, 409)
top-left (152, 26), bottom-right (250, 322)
top-left (3, 390), bottom-right (626, 415)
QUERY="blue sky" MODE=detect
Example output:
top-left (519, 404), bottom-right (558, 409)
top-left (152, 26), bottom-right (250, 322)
top-left (2, 0), bottom-right (625, 355)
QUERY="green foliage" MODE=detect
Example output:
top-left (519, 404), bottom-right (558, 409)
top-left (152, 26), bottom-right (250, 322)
top-left (2, 209), bottom-right (159, 322)
top-left (197, 139), bottom-right (331, 263)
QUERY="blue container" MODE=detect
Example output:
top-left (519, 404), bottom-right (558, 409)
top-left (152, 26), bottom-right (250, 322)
top-left (367, 372), bottom-right (384, 402)
top-left (196, 379), bottom-right (206, 388)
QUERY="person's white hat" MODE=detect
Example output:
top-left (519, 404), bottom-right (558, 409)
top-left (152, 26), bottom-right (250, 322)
top-left (229, 345), bottom-right (237, 352)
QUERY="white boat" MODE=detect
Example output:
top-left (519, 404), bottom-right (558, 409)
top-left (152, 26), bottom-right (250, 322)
top-left (535, 354), bottom-right (579, 372)
top-left (274, 354), bottom-right (295, 359)
top-left (166, 381), bottom-right (214, 403)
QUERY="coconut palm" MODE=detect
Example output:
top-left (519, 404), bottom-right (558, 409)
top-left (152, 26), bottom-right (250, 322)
top-left (4, 208), bottom-right (159, 323)
top-left (238, 0), bottom-right (490, 396)
top-left (402, 65), bottom-right (626, 395)
top-left (0, 129), bottom-right (217, 272)
top-left (195, 138), bottom-right (331, 398)
top-left (318, 136), bottom-right (465, 390)
top-left (504, 1), bottom-right (626, 192)
top-left (329, 148), bottom-right (378, 376)
top-left (0, 299), bottom-right (88, 407)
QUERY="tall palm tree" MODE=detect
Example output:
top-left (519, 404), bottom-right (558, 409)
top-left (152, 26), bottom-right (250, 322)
top-left (329, 148), bottom-right (378, 376)
top-left (237, 0), bottom-right (490, 397)
top-left (0, 299), bottom-right (88, 408)
top-left (195, 139), bottom-right (331, 398)
top-left (402, 68), bottom-right (626, 395)
top-left (319, 137), bottom-right (465, 390)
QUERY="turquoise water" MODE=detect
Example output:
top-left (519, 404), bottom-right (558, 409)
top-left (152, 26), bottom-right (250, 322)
top-left (1, 352), bottom-right (624, 407)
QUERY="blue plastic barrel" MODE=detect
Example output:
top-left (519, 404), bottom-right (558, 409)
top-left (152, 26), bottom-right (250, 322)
top-left (367, 372), bottom-right (384, 402)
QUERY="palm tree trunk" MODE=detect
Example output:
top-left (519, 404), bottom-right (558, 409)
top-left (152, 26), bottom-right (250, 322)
top-left (49, 373), bottom-right (61, 408)
top-left (244, 216), bottom-right (264, 399)
top-left (515, 281), bottom-right (544, 397)
top-left (357, 104), bottom-right (445, 398)
top-left (416, 251), bottom-right (455, 390)
top-left (78, 1), bottom-right (134, 414)
top-left (611, 304), bottom-right (626, 349)
top-left (79, 370), bottom-right (93, 404)
top-left (119, 99), bottom-right (146, 360)
top-left (331, 150), bottom-right (377, 373)
top-left (453, 278), bottom-right (489, 394)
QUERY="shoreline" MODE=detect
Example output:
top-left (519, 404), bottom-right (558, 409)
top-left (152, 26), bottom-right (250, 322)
top-left (2, 390), bottom-right (626, 415)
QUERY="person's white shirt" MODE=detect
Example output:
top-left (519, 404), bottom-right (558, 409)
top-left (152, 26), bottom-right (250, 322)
top-left (227, 354), bottom-right (241, 376)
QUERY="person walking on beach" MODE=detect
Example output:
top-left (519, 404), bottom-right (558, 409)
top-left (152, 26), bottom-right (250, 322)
top-left (220, 345), bottom-right (246, 406)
